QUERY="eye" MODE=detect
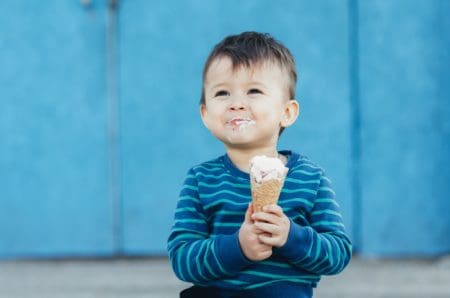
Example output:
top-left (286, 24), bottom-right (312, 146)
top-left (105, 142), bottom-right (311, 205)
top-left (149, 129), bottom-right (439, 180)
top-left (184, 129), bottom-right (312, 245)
top-left (214, 90), bottom-right (229, 97)
top-left (248, 88), bottom-right (262, 95)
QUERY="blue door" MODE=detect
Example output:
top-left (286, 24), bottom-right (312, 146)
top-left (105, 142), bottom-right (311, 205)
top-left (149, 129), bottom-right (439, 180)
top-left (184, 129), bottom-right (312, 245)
top-left (356, 0), bottom-right (450, 256)
top-left (0, 2), bottom-right (114, 257)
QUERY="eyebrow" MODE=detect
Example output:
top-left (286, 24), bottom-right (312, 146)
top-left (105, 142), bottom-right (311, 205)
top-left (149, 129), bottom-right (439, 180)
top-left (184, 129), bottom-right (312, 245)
top-left (246, 81), bottom-right (266, 87)
top-left (205, 82), bottom-right (229, 93)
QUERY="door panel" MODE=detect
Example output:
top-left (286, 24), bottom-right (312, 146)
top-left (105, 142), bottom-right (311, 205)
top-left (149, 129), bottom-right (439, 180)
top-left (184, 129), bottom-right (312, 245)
top-left (0, 2), bottom-right (114, 258)
top-left (358, 0), bottom-right (450, 256)
top-left (118, 0), bottom-right (353, 254)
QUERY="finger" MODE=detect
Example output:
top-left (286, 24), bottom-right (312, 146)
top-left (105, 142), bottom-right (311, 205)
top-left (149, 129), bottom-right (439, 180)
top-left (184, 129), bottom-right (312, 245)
top-left (244, 203), bottom-right (253, 223)
top-left (262, 204), bottom-right (283, 215)
top-left (257, 249), bottom-right (272, 260)
top-left (252, 211), bottom-right (280, 224)
top-left (252, 224), bottom-right (265, 234)
top-left (257, 241), bottom-right (272, 250)
top-left (254, 221), bottom-right (278, 235)
top-left (258, 234), bottom-right (279, 247)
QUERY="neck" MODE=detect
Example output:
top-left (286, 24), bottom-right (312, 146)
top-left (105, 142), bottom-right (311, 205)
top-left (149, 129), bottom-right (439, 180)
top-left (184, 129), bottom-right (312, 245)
top-left (226, 146), bottom-right (279, 173)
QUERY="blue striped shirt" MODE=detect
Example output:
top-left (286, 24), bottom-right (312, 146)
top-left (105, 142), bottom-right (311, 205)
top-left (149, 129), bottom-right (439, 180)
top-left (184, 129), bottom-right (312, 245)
top-left (167, 151), bottom-right (352, 292)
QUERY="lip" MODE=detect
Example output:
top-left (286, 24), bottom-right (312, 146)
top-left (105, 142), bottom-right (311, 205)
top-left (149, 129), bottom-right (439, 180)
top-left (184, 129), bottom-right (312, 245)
top-left (226, 117), bottom-right (254, 126)
top-left (226, 117), bottom-right (256, 131)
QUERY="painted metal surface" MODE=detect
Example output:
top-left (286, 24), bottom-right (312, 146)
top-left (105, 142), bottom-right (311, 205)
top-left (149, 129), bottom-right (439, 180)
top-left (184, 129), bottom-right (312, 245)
top-left (0, 1), bottom-right (114, 257)
top-left (358, 0), bottom-right (450, 256)
top-left (118, 0), bottom-right (352, 255)
top-left (1, 0), bottom-right (448, 258)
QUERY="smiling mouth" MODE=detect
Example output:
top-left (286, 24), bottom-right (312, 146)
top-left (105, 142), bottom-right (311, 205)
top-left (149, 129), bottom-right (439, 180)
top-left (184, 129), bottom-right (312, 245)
top-left (227, 117), bottom-right (256, 131)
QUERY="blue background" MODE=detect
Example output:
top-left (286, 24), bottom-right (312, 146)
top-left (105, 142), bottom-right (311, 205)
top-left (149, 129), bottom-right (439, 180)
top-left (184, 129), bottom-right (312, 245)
top-left (0, 0), bottom-right (449, 259)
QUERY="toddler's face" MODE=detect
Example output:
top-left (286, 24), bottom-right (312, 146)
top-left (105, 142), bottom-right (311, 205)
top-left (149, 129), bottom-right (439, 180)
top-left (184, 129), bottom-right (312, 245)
top-left (201, 57), bottom-right (297, 150)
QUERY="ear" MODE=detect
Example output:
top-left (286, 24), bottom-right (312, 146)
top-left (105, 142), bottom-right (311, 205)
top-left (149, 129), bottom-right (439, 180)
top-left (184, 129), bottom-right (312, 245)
top-left (281, 99), bottom-right (300, 128)
top-left (200, 104), bottom-right (209, 129)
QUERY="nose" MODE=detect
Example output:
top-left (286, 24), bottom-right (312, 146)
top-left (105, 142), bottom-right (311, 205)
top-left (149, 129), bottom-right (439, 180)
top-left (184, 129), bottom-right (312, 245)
top-left (229, 96), bottom-right (246, 111)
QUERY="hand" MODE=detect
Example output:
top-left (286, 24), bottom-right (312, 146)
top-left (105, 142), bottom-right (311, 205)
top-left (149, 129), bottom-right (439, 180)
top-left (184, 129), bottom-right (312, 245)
top-left (251, 204), bottom-right (290, 248)
top-left (238, 203), bottom-right (273, 261)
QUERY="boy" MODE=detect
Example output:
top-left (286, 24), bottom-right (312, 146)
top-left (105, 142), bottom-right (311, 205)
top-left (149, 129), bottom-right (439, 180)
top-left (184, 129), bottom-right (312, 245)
top-left (167, 31), bottom-right (352, 297)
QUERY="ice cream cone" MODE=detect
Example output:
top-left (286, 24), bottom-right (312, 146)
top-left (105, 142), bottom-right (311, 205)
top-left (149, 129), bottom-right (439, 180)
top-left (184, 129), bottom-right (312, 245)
top-left (250, 173), bottom-right (285, 212)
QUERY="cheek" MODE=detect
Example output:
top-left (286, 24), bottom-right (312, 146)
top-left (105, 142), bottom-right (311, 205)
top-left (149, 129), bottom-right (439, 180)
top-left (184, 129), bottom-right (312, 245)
top-left (255, 104), bottom-right (284, 121)
top-left (205, 108), bottom-right (226, 129)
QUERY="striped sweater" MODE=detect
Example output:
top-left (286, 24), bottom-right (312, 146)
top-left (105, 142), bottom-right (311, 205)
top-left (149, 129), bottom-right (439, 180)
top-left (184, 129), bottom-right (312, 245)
top-left (167, 151), bottom-right (352, 292)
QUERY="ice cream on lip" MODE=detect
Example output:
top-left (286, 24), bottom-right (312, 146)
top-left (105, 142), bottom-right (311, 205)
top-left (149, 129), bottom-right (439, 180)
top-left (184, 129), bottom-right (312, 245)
top-left (226, 116), bottom-right (256, 131)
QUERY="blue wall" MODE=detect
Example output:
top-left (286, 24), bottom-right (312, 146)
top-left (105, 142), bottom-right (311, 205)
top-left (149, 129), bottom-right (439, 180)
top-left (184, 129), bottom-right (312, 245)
top-left (0, 0), bottom-right (449, 259)
top-left (357, 0), bottom-right (450, 256)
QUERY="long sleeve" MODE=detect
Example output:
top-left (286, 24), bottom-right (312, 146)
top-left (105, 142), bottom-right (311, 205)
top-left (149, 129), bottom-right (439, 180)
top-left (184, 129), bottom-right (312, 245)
top-left (275, 173), bottom-right (352, 275)
top-left (167, 169), bottom-right (252, 284)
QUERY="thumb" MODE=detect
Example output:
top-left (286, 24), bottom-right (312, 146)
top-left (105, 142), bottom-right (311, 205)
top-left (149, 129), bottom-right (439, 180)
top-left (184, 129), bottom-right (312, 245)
top-left (244, 203), bottom-right (254, 223)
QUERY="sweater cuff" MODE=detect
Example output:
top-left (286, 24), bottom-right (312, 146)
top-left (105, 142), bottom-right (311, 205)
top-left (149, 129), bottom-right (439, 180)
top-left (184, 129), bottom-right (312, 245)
top-left (215, 231), bottom-right (253, 273)
top-left (275, 219), bottom-right (312, 261)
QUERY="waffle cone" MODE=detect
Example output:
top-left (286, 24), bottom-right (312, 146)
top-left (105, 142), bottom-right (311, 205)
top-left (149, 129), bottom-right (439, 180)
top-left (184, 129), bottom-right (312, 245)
top-left (250, 174), bottom-right (285, 213)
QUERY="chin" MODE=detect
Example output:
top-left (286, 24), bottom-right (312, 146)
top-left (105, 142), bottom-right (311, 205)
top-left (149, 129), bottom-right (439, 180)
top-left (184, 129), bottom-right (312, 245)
top-left (222, 136), bottom-right (254, 147)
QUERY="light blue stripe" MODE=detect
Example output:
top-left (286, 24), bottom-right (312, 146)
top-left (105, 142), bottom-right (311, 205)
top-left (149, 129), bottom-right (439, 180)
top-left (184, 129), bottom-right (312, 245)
top-left (196, 172), bottom-right (234, 179)
top-left (186, 244), bottom-right (199, 283)
top-left (290, 163), bottom-right (322, 172)
top-left (291, 213), bottom-right (308, 222)
top-left (329, 235), bottom-right (346, 273)
top-left (176, 243), bottom-right (187, 281)
top-left (181, 185), bottom-right (198, 192)
top-left (175, 207), bottom-right (207, 220)
top-left (194, 165), bottom-right (224, 172)
top-left (260, 260), bottom-right (292, 268)
top-left (210, 241), bottom-right (231, 276)
top-left (244, 278), bottom-right (318, 289)
top-left (207, 210), bottom-right (245, 222)
top-left (203, 162), bottom-right (223, 167)
top-left (201, 241), bottom-right (220, 279)
top-left (315, 198), bottom-right (340, 207)
top-left (175, 207), bottom-right (207, 219)
top-left (309, 254), bottom-right (328, 272)
top-left (242, 270), bottom-right (318, 280)
top-left (169, 233), bottom-right (204, 243)
top-left (194, 241), bottom-right (208, 281)
top-left (321, 176), bottom-right (332, 184)
top-left (213, 222), bottom-right (241, 227)
top-left (281, 198), bottom-right (314, 208)
top-left (304, 235), bottom-right (322, 267)
top-left (211, 210), bottom-right (245, 216)
top-left (175, 219), bottom-right (205, 225)
top-left (178, 195), bottom-right (199, 202)
top-left (175, 207), bottom-right (198, 213)
top-left (320, 236), bottom-right (333, 271)
top-left (318, 186), bottom-right (335, 194)
top-left (311, 210), bottom-right (342, 217)
top-left (222, 279), bottom-right (250, 285)
top-left (290, 169), bottom-right (322, 176)
top-left (202, 190), bottom-right (249, 199)
top-left (170, 227), bottom-right (209, 237)
top-left (282, 188), bottom-right (316, 195)
top-left (311, 221), bottom-right (345, 228)
top-left (204, 198), bottom-right (249, 210)
top-left (199, 180), bottom-right (249, 189)
top-left (299, 163), bottom-right (323, 171)
top-left (285, 177), bottom-right (320, 184)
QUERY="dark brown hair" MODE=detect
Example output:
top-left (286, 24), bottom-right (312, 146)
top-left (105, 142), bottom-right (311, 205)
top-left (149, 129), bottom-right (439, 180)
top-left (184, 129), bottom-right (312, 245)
top-left (200, 31), bottom-right (297, 105)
